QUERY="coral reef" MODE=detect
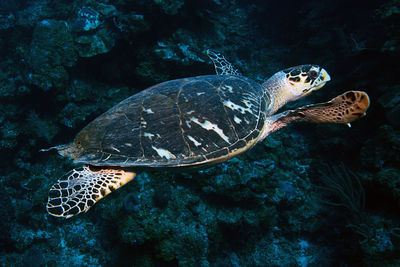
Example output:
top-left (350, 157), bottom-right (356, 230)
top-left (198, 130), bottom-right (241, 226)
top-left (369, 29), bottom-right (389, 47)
top-left (26, 19), bottom-right (76, 89)
top-left (0, 0), bottom-right (399, 266)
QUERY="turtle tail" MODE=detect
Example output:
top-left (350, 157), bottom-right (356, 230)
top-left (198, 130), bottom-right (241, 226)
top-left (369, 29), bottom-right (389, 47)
top-left (40, 142), bottom-right (82, 161)
top-left (269, 91), bottom-right (370, 132)
top-left (47, 166), bottom-right (136, 218)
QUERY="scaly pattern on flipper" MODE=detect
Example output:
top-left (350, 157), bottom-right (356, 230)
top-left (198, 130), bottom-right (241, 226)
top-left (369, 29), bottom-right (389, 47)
top-left (47, 166), bottom-right (135, 218)
top-left (207, 49), bottom-right (241, 76)
top-left (293, 91), bottom-right (370, 124)
top-left (268, 91), bottom-right (370, 133)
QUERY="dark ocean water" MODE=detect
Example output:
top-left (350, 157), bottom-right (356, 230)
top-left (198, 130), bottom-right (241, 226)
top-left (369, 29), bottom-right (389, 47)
top-left (0, 0), bottom-right (399, 266)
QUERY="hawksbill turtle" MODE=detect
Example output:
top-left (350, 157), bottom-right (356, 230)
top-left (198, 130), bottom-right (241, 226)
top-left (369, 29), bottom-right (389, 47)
top-left (44, 50), bottom-right (370, 218)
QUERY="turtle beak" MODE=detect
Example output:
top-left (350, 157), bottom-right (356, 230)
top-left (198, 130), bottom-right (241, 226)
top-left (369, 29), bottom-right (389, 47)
top-left (320, 68), bottom-right (331, 82)
top-left (313, 68), bottom-right (331, 90)
top-left (306, 68), bottom-right (331, 94)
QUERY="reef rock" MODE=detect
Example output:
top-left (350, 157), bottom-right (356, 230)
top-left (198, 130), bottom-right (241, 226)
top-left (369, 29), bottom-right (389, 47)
top-left (26, 20), bottom-right (76, 90)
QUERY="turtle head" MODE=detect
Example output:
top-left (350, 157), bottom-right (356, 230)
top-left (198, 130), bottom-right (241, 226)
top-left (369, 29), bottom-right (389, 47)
top-left (282, 64), bottom-right (330, 99)
top-left (263, 64), bottom-right (331, 113)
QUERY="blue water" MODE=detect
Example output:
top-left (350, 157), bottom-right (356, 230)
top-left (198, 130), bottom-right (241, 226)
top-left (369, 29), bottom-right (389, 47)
top-left (0, 0), bottom-right (399, 266)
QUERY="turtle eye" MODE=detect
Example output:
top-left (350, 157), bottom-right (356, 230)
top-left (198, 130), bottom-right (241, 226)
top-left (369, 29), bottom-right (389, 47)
top-left (308, 70), bottom-right (318, 79)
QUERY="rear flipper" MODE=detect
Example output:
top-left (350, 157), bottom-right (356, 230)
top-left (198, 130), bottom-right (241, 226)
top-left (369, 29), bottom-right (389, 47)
top-left (270, 91), bottom-right (370, 132)
top-left (47, 166), bottom-right (136, 218)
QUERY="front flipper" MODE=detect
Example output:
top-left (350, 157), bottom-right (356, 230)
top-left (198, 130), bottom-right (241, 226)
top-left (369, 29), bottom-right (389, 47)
top-left (270, 91), bottom-right (370, 132)
top-left (47, 166), bottom-right (136, 218)
top-left (206, 49), bottom-right (242, 76)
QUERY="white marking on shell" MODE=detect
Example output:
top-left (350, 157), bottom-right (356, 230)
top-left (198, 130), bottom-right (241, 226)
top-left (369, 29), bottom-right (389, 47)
top-left (185, 120), bottom-right (191, 128)
top-left (187, 135), bottom-right (201, 147)
top-left (151, 146), bottom-right (176, 160)
top-left (242, 99), bottom-right (254, 108)
top-left (110, 146), bottom-right (120, 153)
top-left (144, 132), bottom-right (155, 140)
top-left (124, 143), bottom-right (133, 147)
top-left (223, 85), bottom-right (233, 93)
top-left (196, 92), bottom-right (205, 96)
top-left (233, 116), bottom-right (242, 124)
top-left (186, 110), bottom-right (195, 115)
top-left (223, 100), bottom-right (255, 115)
top-left (104, 154), bottom-right (112, 161)
top-left (143, 108), bottom-right (154, 114)
top-left (189, 117), bottom-right (230, 143)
